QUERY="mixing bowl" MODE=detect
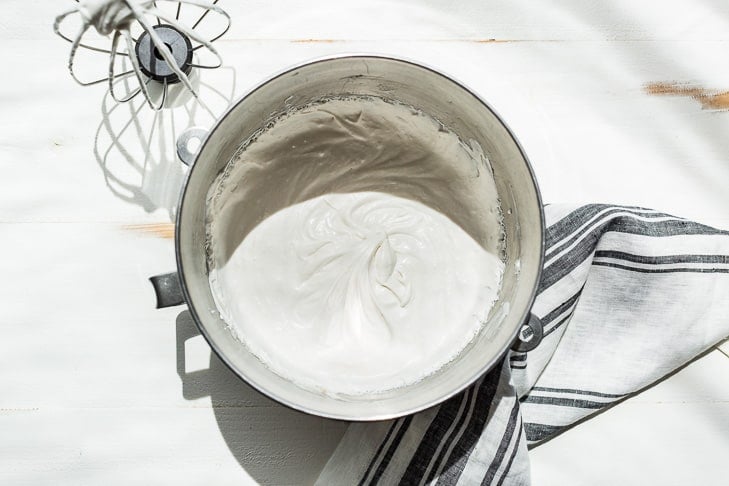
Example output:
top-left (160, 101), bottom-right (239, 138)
top-left (152, 55), bottom-right (545, 420)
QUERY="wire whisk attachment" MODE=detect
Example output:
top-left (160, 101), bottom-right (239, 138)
top-left (54, 0), bottom-right (230, 110)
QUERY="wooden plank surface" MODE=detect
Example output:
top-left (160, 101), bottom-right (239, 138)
top-left (2, 1), bottom-right (728, 484)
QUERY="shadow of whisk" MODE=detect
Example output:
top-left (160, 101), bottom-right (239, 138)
top-left (93, 66), bottom-right (237, 219)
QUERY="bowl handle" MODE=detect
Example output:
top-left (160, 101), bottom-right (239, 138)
top-left (176, 127), bottom-right (209, 166)
top-left (511, 313), bottom-right (543, 353)
top-left (150, 272), bottom-right (186, 308)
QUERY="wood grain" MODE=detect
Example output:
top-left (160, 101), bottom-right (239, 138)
top-left (123, 223), bottom-right (175, 239)
top-left (291, 39), bottom-right (344, 43)
top-left (645, 82), bottom-right (729, 110)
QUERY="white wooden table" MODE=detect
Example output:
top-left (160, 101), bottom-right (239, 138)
top-left (2, 1), bottom-right (729, 484)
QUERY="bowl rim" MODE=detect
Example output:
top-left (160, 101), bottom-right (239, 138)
top-left (175, 53), bottom-right (546, 421)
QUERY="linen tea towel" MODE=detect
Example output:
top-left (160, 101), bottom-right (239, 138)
top-left (315, 204), bottom-right (729, 485)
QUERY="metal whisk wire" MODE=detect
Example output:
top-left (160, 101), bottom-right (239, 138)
top-left (54, 0), bottom-right (230, 110)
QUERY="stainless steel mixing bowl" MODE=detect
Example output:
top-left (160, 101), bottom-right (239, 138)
top-left (153, 55), bottom-right (545, 421)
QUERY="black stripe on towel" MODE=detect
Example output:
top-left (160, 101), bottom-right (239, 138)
top-left (494, 419), bottom-right (523, 486)
top-left (434, 364), bottom-right (505, 486)
top-left (594, 251), bottom-right (729, 266)
top-left (593, 262), bottom-right (729, 274)
top-left (523, 422), bottom-right (563, 443)
top-left (368, 415), bottom-right (414, 485)
top-left (545, 204), bottom-right (610, 250)
top-left (399, 389), bottom-right (472, 483)
top-left (540, 216), bottom-right (728, 293)
top-left (531, 386), bottom-right (625, 399)
top-left (544, 205), bottom-right (610, 252)
top-left (537, 288), bottom-right (585, 338)
top-left (521, 395), bottom-right (610, 409)
top-left (539, 290), bottom-right (583, 323)
top-left (358, 420), bottom-right (401, 486)
top-left (422, 388), bottom-right (476, 484)
top-left (545, 205), bottom-right (669, 258)
top-left (607, 219), bottom-right (729, 238)
top-left (481, 399), bottom-right (520, 485)
top-left (543, 314), bottom-right (572, 338)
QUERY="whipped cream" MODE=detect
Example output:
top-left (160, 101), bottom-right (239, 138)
top-left (207, 96), bottom-right (505, 395)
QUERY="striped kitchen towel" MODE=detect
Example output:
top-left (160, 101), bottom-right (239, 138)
top-left (315, 204), bottom-right (729, 486)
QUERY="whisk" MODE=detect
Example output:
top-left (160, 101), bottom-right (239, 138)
top-left (54, 0), bottom-right (230, 110)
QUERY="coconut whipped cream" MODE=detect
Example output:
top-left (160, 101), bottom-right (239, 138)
top-left (206, 96), bottom-right (505, 395)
